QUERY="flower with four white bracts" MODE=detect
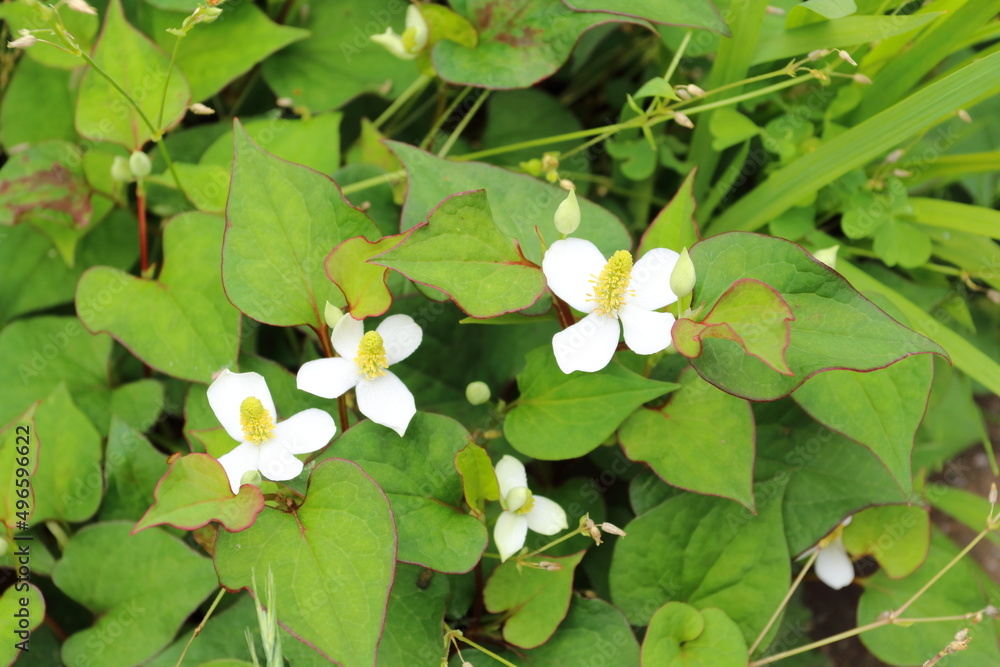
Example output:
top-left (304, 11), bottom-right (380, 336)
top-left (370, 4), bottom-right (428, 60)
top-left (542, 238), bottom-right (680, 373)
top-left (803, 517), bottom-right (854, 590)
top-left (493, 455), bottom-right (568, 562)
top-left (208, 370), bottom-right (336, 494)
top-left (297, 314), bottom-right (422, 436)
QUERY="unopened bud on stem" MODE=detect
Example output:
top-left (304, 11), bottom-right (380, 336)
top-left (129, 151), bottom-right (152, 179)
top-left (669, 248), bottom-right (696, 298)
top-left (554, 188), bottom-right (580, 235)
top-left (465, 381), bottom-right (491, 406)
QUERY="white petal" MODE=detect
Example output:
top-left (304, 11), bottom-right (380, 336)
top-left (629, 247), bottom-right (680, 310)
top-left (256, 441), bottom-right (304, 483)
top-left (494, 511), bottom-right (528, 562)
top-left (377, 314), bottom-right (422, 365)
top-left (406, 5), bottom-right (429, 49)
top-left (370, 28), bottom-right (415, 60)
top-left (355, 371), bottom-right (416, 436)
top-left (619, 304), bottom-right (675, 355)
top-left (297, 357), bottom-right (359, 399)
top-left (815, 538), bottom-right (854, 590)
top-left (271, 409), bottom-right (336, 455)
top-left (495, 455), bottom-right (528, 499)
top-left (217, 441), bottom-right (261, 495)
top-left (207, 370), bottom-right (277, 442)
top-left (541, 238), bottom-right (607, 313)
top-left (331, 315), bottom-right (364, 359)
top-left (551, 311), bottom-right (620, 373)
top-left (525, 495), bottom-right (568, 535)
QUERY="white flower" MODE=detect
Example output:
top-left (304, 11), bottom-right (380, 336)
top-left (7, 29), bottom-right (36, 49)
top-left (541, 238), bottom-right (680, 373)
top-left (370, 5), bottom-right (428, 60)
top-left (297, 314), bottom-right (422, 436)
top-left (493, 456), bottom-right (568, 562)
top-left (803, 517), bottom-right (854, 590)
top-left (189, 102), bottom-right (215, 115)
top-left (207, 370), bottom-right (336, 494)
top-left (66, 0), bottom-right (97, 15)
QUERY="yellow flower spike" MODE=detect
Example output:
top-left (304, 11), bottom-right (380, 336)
top-left (355, 331), bottom-right (388, 380)
top-left (239, 397), bottom-right (274, 444)
top-left (589, 250), bottom-right (634, 316)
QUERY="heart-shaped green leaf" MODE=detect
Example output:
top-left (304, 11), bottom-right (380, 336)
top-left (214, 459), bottom-right (397, 667)
top-left (53, 522), bottom-right (218, 667)
top-left (620, 368), bottom-right (755, 509)
top-left (100, 416), bottom-right (169, 522)
top-left (334, 412), bottom-right (488, 573)
top-left (505, 346), bottom-right (677, 460)
top-left (224, 121), bottom-right (379, 328)
top-left (374, 191), bottom-right (546, 317)
top-left (327, 234), bottom-right (404, 319)
top-left (75, 0), bottom-right (190, 149)
top-left (76, 212), bottom-right (241, 383)
top-left (0, 583), bottom-right (45, 666)
top-left (686, 232), bottom-right (945, 400)
top-left (484, 552), bottom-right (585, 648)
top-left (133, 454), bottom-right (265, 534)
top-left (842, 504), bottom-right (930, 579)
top-left (641, 602), bottom-right (748, 666)
top-left (377, 564), bottom-right (451, 667)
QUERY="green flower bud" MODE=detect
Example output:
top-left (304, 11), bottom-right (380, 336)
top-left (129, 151), bottom-right (152, 179)
top-left (239, 469), bottom-right (262, 488)
top-left (669, 247), bottom-right (696, 298)
top-left (110, 156), bottom-right (134, 183)
top-left (813, 245), bottom-right (839, 269)
top-left (324, 302), bottom-right (344, 329)
top-left (553, 189), bottom-right (580, 236)
top-left (465, 381), bottom-right (491, 406)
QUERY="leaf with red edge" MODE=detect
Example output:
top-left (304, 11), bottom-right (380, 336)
top-left (372, 190), bottom-right (546, 318)
top-left (564, 0), bottom-right (729, 33)
top-left (432, 0), bottom-right (648, 89)
top-left (326, 234), bottom-right (404, 319)
top-left (673, 278), bottom-right (795, 375)
top-left (132, 453), bottom-right (265, 534)
top-left (484, 551), bottom-right (585, 648)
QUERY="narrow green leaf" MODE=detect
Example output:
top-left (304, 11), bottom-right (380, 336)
top-left (711, 50), bottom-right (1000, 233)
top-left (504, 346), bottom-right (678, 460)
top-left (455, 442), bottom-right (500, 516)
top-left (0, 406), bottom-right (36, 533)
top-left (620, 368), bottom-right (755, 509)
top-left (911, 197), bottom-right (1000, 240)
top-left (132, 454), bottom-right (265, 534)
top-left (214, 459), bottom-right (397, 667)
top-left (785, 0), bottom-right (856, 29)
top-left (484, 552), bottom-right (585, 648)
top-left (374, 191), bottom-right (547, 318)
top-left (637, 170), bottom-right (700, 257)
top-left (224, 120), bottom-right (379, 328)
top-left (927, 485), bottom-right (1000, 547)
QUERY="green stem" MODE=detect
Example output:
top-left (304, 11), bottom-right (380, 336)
top-left (158, 34), bottom-right (183, 131)
top-left (340, 169), bottom-right (406, 196)
top-left (174, 588), bottom-right (227, 667)
top-left (679, 74), bottom-right (817, 118)
top-left (453, 635), bottom-right (520, 667)
top-left (373, 74), bottom-right (432, 130)
top-left (663, 30), bottom-right (691, 84)
top-left (893, 529), bottom-right (989, 619)
top-left (44, 521), bottom-right (69, 551)
top-left (522, 527), bottom-right (587, 560)
top-left (455, 122), bottom-right (631, 162)
top-left (749, 549), bottom-right (818, 655)
top-left (437, 89), bottom-right (491, 158)
top-left (420, 85), bottom-right (473, 150)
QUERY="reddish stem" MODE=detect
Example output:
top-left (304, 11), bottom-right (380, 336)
top-left (136, 185), bottom-right (149, 273)
top-left (552, 293), bottom-right (576, 329)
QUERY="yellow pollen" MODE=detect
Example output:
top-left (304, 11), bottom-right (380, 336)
top-left (589, 250), bottom-right (634, 315)
top-left (515, 491), bottom-right (536, 516)
top-left (239, 397), bottom-right (274, 444)
top-left (356, 331), bottom-right (388, 380)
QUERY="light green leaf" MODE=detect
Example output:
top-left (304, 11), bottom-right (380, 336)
top-left (390, 141), bottom-right (631, 264)
top-left (108, 379), bottom-right (164, 434)
top-left (133, 454), bottom-right (265, 534)
top-left (99, 416), bottom-right (169, 522)
top-left (201, 114), bottom-right (344, 174)
top-left (326, 235), bottom-right (402, 319)
top-left (261, 0), bottom-right (420, 112)
top-left (75, 0), bottom-right (189, 149)
top-left (610, 481), bottom-right (789, 643)
top-left (928, 485), bottom-right (1000, 547)
top-left (0, 2), bottom-right (97, 69)
top-left (0, 584), bottom-right (44, 667)
top-left (0, 407), bottom-right (36, 533)
top-left (31, 384), bottom-right (102, 523)
top-left (76, 212), bottom-right (240, 383)
top-left (374, 191), bottom-right (546, 318)
top-left (710, 108), bottom-right (759, 151)
top-left (565, 0), bottom-right (726, 31)
top-left (0, 57), bottom-right (76, 148)
top-left (786, 0), bottom-right (856, 29)
top-left (333, 413), bottom-right (488, 573)
top-left (711, 50), bottom-right (1000, 233)
top-left (504, 346), bottom-right (677, 460)
top-left (455, 442), bottom-right (500, 517)
top-left (793, 355), bottom-right (932, 494)
top-left (858, 531), bottom-right (1000, 665)
top-left (620, 368), bottom-right (755, 509)
top-left (224, 120), bottom-right (379, 328)
top-left (53, 522), bottom-right (218, 667)
top-left (842, 504), bottom-right (929, 578)
top-left (637, 170), bottom-right (700, 257)
top-left (872, 218), bottom-right (932, 268)
top-left (685, 233), bottom-right (944, 400)
top-left (641, 602), bottom-right (748, 666)
top-left (912, 197), bottom-right (1000, 241)
top-left (484, 552), bottom-right (585, 648)
top-left (433, 0), bottom-right (646, 89)
top-left (480, 89), bottom-right (586, 165)
top-left (145, 2), bottom-right (308, 101)
top-left (214, 459), bottom-right (397, 667)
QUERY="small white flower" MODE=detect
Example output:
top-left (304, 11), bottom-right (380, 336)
top-left (65, 0), bottom-right (97, 15)
top-left (7, 29), bottom-right (36, 49)
top-left (189, 102), bottom-right (215, 115)
top-left (542, 238), bottom-right (680, 373)
top-left (207, 370), bottom-right (336, 494)
top-left (803, 517), bottom-right (854, 590)
top-left (297, 314), bottom-right (422, 436)
top-left (370, 5), bottom-right (428, 60)
top-left (493, 456), bottom-right (568, 562)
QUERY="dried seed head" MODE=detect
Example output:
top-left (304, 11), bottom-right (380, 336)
top-left (853, 73), bottom-right (873, 85)
top-left (189, 102), bottom-right (215, 115)
top-left (958, 109), bottom-right (972, 123)
top-left (600, 522), bottom-right (627, 538)
top-left (885, 149), bottom-right (905, 164)
top-left (837, 49), bottom-right (858, 66)
top-left (674, 111), bottom-right (694, 129)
